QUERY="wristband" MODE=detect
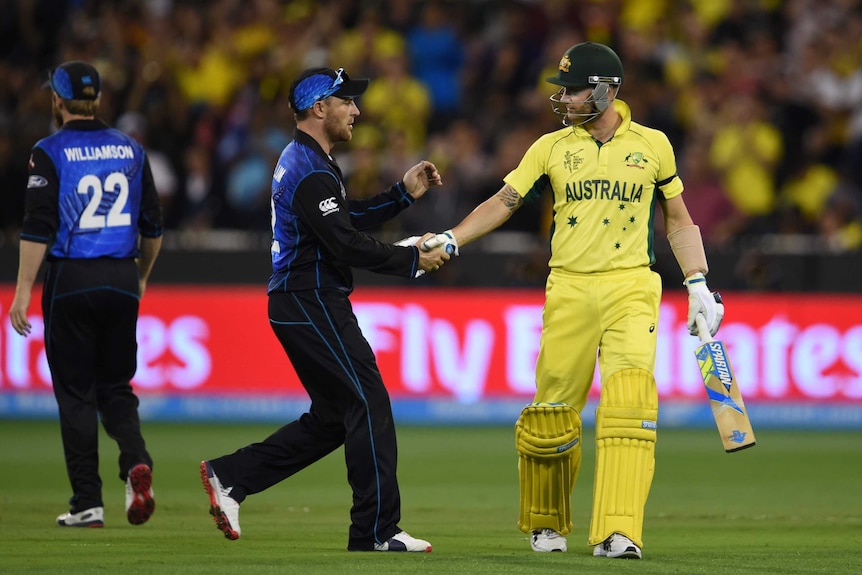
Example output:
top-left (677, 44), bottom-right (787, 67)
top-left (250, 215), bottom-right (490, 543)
top-left (668, 225), bottom-right (708, 278)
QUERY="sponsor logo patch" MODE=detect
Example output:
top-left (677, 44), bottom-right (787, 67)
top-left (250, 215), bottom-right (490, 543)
top-left (557, 437), bottom-right (579, 453)
top-left (729, 430), bottom-right (748, 443)
top-left (27, 175), bottom-right (48, 188)
top-left (318, 197), bottom-right (339, 215)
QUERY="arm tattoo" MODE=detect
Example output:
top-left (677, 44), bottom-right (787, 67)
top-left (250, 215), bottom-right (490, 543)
top-left (496, 184), bottom-right (523, 213)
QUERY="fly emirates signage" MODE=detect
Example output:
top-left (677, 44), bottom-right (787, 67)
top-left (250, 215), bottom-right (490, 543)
top-left (0, 286), bottom-right (860, 403)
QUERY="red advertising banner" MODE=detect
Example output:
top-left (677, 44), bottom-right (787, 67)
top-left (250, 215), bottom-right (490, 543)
top-left (1, 286), bottom-right (861, 403)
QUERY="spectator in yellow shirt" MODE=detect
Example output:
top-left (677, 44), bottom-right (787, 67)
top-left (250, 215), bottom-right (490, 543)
top-left (361, 46), bottom-right (431, 153)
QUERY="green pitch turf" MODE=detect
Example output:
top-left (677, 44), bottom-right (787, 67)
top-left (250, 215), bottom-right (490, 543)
top-left (0, 421), bottom-right (859, 574)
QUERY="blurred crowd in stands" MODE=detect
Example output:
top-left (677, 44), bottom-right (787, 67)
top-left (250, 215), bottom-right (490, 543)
top-left (2, 0), bottom-right (861, 257)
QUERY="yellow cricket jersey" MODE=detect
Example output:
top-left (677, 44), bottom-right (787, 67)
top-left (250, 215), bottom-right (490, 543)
top-left (504, 99), bottom-right (683, 273)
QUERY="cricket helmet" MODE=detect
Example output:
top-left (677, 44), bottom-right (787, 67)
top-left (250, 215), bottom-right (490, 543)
top-left (546, 42), bottom-right (623, 127)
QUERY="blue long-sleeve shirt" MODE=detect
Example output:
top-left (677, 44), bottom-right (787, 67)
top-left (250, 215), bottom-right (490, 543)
top-left (268, 129), bottom-right (420, 294)
top-left (22, 119), bottom-right (163, 259)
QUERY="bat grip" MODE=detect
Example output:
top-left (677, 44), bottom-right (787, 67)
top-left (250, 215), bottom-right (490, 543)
top-left (695, 314), bottom-right (713, 344)
top-left (420, 236), bottom-right (442, 251)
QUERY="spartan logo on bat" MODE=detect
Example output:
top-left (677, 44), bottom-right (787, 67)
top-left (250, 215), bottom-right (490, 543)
top-left (706, 342), bottom-right (733, 390)
top-left (696, 344), bottom-right (744, 414)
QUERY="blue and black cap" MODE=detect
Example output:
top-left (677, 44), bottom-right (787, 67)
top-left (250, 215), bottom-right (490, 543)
top-left (46, 61), bottom-right (101, 101)
top-left (288, 67), bottom-right (369, 112)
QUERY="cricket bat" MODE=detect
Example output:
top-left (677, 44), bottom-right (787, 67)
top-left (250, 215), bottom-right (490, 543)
top-left (694, 314), bottom-right (756, 453)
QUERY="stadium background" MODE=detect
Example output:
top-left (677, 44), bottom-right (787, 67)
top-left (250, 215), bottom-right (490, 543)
top-left (1, 0), bottom-right (860, 428)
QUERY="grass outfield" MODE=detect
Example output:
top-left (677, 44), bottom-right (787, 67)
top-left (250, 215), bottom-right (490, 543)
top-left (0, 421), bottom-right (859, 574)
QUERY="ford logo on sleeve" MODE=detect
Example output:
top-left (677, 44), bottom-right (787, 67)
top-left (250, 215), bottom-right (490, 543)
top-left (27, 175), bottom-right (48, 188)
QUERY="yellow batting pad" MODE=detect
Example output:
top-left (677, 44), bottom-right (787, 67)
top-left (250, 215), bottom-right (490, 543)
top-left (589, 369), bottom-right (658, 548)
top-left (516, 403), bottom-right (582, 535)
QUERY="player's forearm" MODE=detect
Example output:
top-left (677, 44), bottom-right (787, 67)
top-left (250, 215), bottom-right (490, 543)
top-left (137, 235), bottom-right (162, 282)
top-left (668, 224), bottom-right (708, 278)
top-left (451, 185), bottom-right (521, 246)
top-left (662, 196), bottom-right (706, 278)
top-left (15, 240), bottom-right (48, 295)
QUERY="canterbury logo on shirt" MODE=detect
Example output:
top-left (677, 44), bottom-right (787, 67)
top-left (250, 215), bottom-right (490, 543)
top-left (319, 197), bottom-right (339, 215)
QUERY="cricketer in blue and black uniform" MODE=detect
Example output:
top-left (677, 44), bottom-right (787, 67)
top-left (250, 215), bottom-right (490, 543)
top-left (9, 61), bottom-right (163, 528)
top-left (200, 67), bottom-right (449, 553)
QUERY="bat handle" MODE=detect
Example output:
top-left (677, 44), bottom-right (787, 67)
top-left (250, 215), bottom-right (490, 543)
top-left (695, 314), bottom-right (713, 344)
top-left (420, 236), bottom-right (442, 251)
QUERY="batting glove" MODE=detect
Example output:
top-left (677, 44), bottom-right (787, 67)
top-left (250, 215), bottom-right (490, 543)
top-left (684, 273), bottom-right (724, 337)
top-left (395, 236), bottom-right (421, 247)
top-left (421, 230), bottom-right (459, 256)
top-left (394, 235), bottom-right (427, 277)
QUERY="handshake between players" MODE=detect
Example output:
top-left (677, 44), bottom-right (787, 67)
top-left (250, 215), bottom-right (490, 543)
top-left (396, 230), bottom-right (459, 277)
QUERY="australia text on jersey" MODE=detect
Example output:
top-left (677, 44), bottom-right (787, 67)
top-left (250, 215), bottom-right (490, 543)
top-left (63, 145), bottom-right (136, 162)
top-left (564, 179), bottom-right (643, 202)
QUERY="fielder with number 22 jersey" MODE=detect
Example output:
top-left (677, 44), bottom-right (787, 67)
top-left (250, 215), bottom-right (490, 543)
top-left (10, 60), bottom-right (163, 530)
top-left (27, 125), bottom-right (158, 258)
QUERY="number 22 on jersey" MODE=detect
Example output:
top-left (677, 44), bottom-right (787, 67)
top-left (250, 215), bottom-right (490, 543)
top-left (77, 172), bottom-right (131, 229)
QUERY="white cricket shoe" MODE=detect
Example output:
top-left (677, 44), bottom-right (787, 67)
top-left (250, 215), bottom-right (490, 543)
top-left (593, 533), bottom-right (642, 559)
top-left (200, 460), bottom-right (241, 540)
top-left (531, 528), bottom-right (567, 552)
top-left (374, 531), bottom-right (432, 552)
top-left (125, 463), bottom-right (155, 525)
top-left (57, 506), bottom-right (104, 527)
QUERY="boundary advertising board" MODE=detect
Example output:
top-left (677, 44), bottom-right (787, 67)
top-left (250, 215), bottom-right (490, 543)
top-left (1, 286), bottom-right (860, 427)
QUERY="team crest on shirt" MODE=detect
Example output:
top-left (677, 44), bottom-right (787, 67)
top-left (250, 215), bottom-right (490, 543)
top-left (339, 182), bottom-right (347, 200)
top-left (624, 152), bottom-right (648, 169)
top-left (558, 54), bottom-right (571, 73)
top-left (563, 149), bottom-right (584, 173)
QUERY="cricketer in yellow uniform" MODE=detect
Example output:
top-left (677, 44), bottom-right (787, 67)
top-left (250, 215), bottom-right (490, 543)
top-left (433, 42), bottom-right (724, 559)
top-left (506, 98), bottom-right (677, 410)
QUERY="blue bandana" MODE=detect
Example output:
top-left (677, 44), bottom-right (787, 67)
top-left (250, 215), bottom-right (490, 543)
top-left (292, 68), bottom-right (345, 111)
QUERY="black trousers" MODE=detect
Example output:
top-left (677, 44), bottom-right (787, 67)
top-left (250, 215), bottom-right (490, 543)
top-left (209, 289), bottom-right (402, 550)
top-left (43, 258), bottom-right (152, 512)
